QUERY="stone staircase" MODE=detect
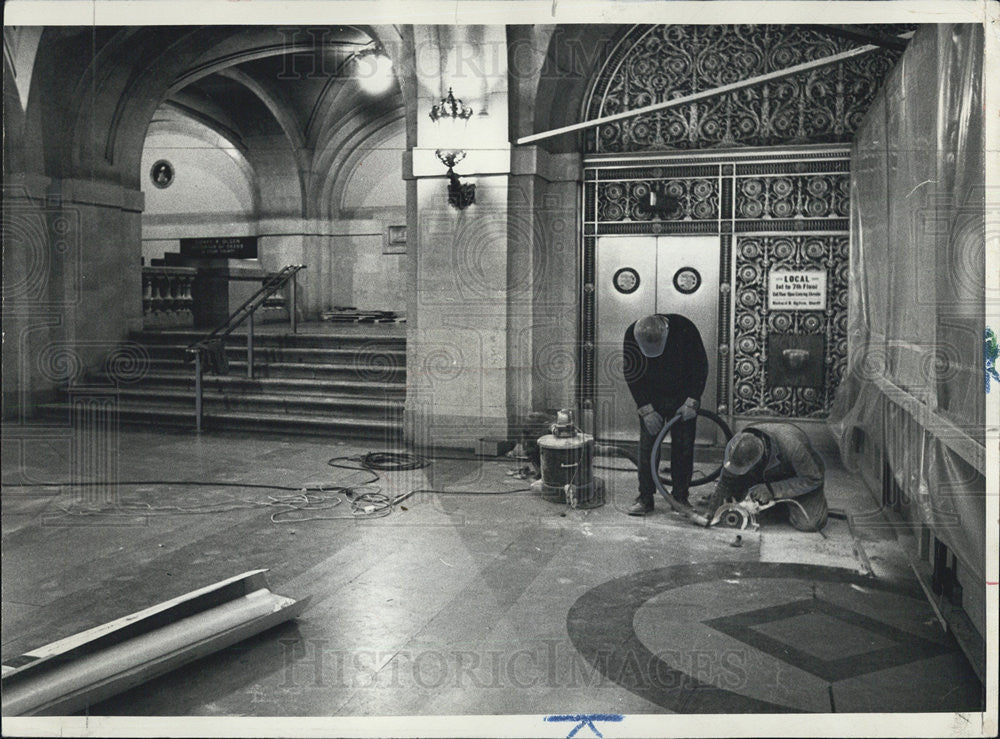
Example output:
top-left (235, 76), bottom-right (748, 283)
top-left (42, 327), bottom-right (406, 441)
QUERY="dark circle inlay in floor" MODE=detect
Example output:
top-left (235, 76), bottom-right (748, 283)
top-left (566, 561), bottom-right (972, 713)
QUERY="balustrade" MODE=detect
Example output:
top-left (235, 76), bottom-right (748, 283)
top-left (142, 266), bottom-right (197, 328)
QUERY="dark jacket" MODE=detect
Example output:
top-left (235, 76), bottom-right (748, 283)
top-left (709, 423), bottom-right (828, 531)
top-left (623, 314), bottom-right (708, 413)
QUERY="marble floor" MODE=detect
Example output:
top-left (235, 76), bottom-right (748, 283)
top-left (1, 426), bottom-right (984, 717)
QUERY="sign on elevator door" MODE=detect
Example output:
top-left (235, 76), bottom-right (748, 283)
top-left (768, 270), bottom-right (827, 310)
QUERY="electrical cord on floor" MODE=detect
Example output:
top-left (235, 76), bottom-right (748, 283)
top-left (9, 449), bottom-right (529, 524)
top-left (326, 455), bottom-right (385, 483)
top-left (33, 485), bottom-right (383, 523)
top-left (332, 451), bottom-right (513, 468)
top-left (7, 466), bottom-right (388, 522)
top-left (771, 497), bottom-right (829, 539)
top-left (8, 480), bottom-right (348, 492)
top-left (359, 451), bottom-right (430, 471)
top-left (391, 486), bottom-right (533, 503)
top-left (328, 452), bottom-right (532, 505)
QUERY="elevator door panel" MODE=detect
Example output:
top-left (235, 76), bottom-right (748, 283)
top-left (655, 236), bottom-right (719, 444)
top-left (595, 235), bottom-right (720, 442)
top-left (595, 237), bottom-right (656, 441)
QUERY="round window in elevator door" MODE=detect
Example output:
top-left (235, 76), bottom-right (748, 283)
top-left (673, 267), bottom-right (701, 295)
top-left (613, 267), bottom-right (640, 295)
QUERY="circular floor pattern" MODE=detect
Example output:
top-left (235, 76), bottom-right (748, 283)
top-left (566, 561), bottom-right (981, 713)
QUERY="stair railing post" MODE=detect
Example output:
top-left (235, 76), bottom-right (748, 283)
top-left (290, 271), bottom-right (298, 334)
top-left (247, 311), bottom-right (255, 379)
top-left (194, 350), bottom-right (203, 433)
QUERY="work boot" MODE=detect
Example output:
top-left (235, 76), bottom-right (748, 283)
top-left (672, 488), bottom-right (690, 506)
top-left (627, 497), bottom-right (654, 516)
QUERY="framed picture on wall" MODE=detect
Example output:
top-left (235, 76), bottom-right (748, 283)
top-left (383, 225), bottom-right (407, 255)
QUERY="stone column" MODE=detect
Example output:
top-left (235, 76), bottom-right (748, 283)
top-left (2, 175), bottom-right (144, 418)
top-left (508, 146), bottom-right (582, 421)
top-left (403, 25), bottom-right (513, 449)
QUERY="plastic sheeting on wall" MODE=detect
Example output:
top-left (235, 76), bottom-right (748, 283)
top-left (828, 24), bottom-right (986, 584)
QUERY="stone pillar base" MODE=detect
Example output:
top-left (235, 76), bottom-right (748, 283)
top-left (404, 407), bottom-right (509, 453)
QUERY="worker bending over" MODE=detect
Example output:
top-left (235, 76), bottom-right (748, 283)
top-left (623, 313), bottom-right (708, 516)
top-left (708, 423), bottom-right (829, 531)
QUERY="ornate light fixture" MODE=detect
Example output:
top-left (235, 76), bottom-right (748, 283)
top-left (429, 87), bottom-right (473, 124)
top-left (429, 87), bottom-right (475, 209)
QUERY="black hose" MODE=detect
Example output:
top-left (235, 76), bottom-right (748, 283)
top-left (650, 413), bottom-right (712, 526)
top-left (595, 408), bottom-right (733, 487)
top-left (658, 409), bottom-right (733, 485)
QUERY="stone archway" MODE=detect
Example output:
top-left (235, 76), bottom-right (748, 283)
top-left (3, 25), bottom-right (401, 411)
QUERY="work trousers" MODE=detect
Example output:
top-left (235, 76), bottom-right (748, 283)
top-left (638, 411), bottom-right (696, 506)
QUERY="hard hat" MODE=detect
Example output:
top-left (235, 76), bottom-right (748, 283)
top-left (723, 431), bottom-right (766, 476)
top-left (635, 315), bottom-right (669, 358)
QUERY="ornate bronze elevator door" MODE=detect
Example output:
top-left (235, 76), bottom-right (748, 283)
top-left (595, 235), bottom-right (720, 442)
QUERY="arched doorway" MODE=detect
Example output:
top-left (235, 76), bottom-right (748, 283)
top-left (576, 24), bottom-right (905, 441)
top-left (4, 25), bottom-right (407, 428)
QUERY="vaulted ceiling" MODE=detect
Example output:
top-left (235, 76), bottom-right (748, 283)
top-left (7, 25), bottom-right (405, 198)
top-left (160, 30), bottom-right (402, 155)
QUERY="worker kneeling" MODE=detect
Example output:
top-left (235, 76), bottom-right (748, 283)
top-left (708, 424), bottom-right (829, 532)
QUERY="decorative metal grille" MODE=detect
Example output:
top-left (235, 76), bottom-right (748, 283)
top-left (587, 25), bottom-right (904, 153)
top-left (596, 179), bottom-right (720, 222)
top-left (717, 233), bottom-right (733, 415)
top-left (733, 235), bottom-right (849, 417)
top-left (734, 174), bottom-right (849, 220)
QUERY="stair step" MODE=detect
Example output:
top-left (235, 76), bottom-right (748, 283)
top-left (139, 362), bottom-right (406, 383)
top-left (127, 372), bottom-right (405, 395)
top-left (142, 345), bottom-right (407, 365)
top-left (109, 388), bottom-right (403, 415)
top-left (130, 331), bottom-right (404, 350)
top-left (99, 324), bottom-right (409, 438)
top-left (36, 404), bottom-right (403, 439)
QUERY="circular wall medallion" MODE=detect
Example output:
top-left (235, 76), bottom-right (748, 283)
top-left (150, 160), bottom-right (174, 189)
top-left (673, 267), bottom-right (701, 294)
top-left (613, 267), bottom-right (640, 295)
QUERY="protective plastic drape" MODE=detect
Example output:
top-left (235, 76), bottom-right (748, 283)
top-left (828, 24), bottom-right (986, 581)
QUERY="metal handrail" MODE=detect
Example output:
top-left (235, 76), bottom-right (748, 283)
top-left (186, 264), bottom-right (306, 432)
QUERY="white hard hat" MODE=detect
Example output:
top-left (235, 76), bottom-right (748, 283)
top-left (635, 315), bottom-right (669, 358)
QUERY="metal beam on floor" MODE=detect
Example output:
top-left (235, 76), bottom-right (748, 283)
top-left (1, 570), bottom-right (309, 716)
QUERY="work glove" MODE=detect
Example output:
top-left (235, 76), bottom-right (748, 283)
top-left (679, 397), bottom-right (699, 421)
top-left (748, 484), bottom-right (773, 505)
top-left (637, 404), bottom-right (664, 436)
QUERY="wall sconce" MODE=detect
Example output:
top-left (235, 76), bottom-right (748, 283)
top-left (429, 88), bottom-right (476, 209)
